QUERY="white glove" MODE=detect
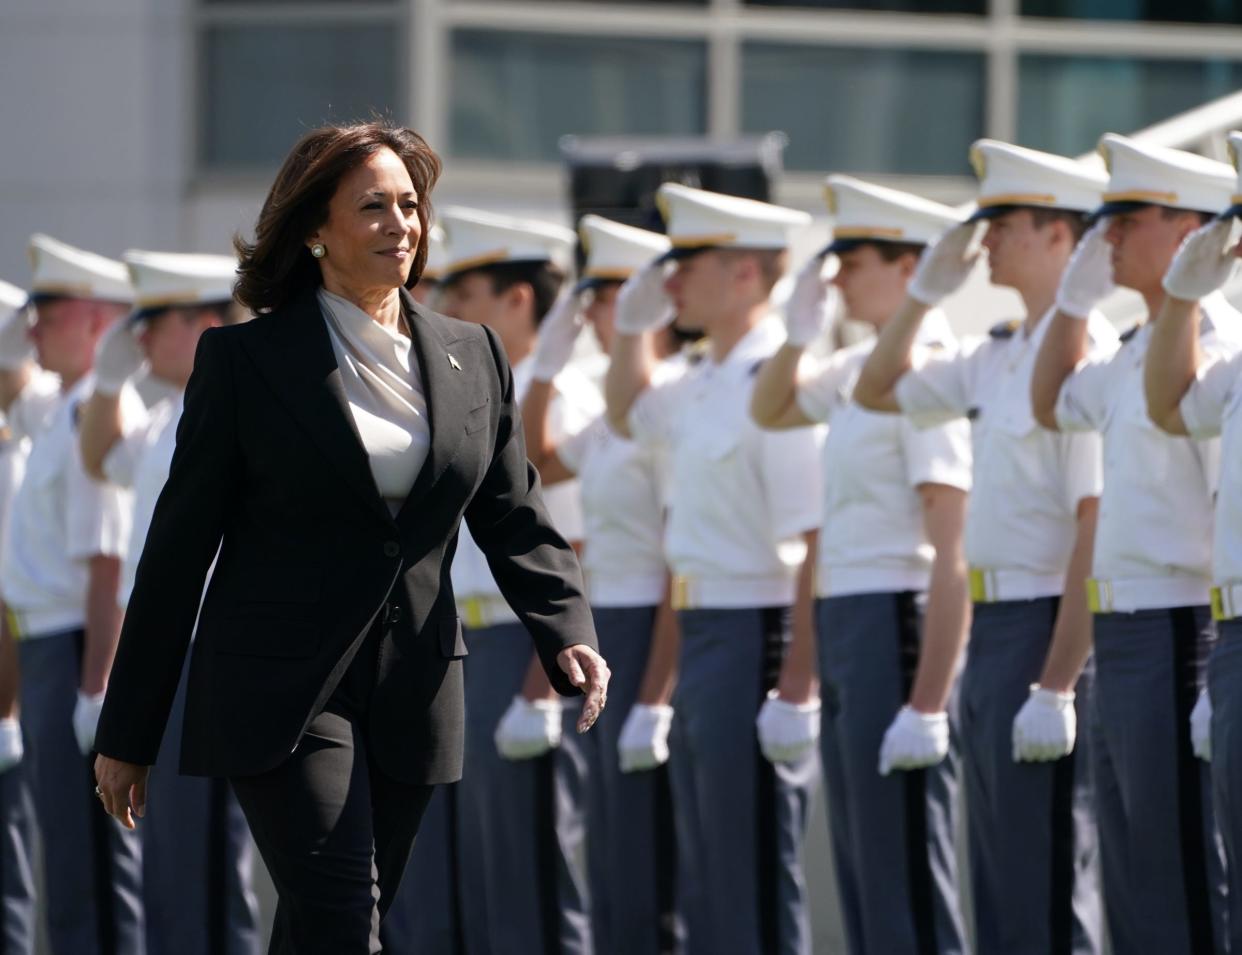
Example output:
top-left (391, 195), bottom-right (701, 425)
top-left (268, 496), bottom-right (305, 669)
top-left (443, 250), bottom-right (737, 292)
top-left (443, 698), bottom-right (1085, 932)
top-left (1163, 217), bottom-right (1241, 302)
top-left (908, 224), bottom-right (980, 306)
top-left (494, 696), bottom-right (563, 761)
top-left (618, 703), bottom-right (674, 773)
top-left (1012, 685), bottom-right (1076, 762)
top-left (0, 305), bottom-right (32, 371)
top-left (878, 705), bottom-right (949, 776)
top-left (614, 262), bottom-right (675, 335)
top-left (1191, 688), bottom-right (1212, 762)
top-left (1055, 220), bottom-right (1114, 320)
top-left (531, 290), bottom-right (585, 382)
top-left (0, 717), bottom-right (23, 773)
top-left (783, 256), bottom-right (840, 347)
top-left (93, 318), bottom-right (147, 395)
top-left (73, 690), bottom-right (106, 756)
top-left (756, 689), bottom-right (821, 764)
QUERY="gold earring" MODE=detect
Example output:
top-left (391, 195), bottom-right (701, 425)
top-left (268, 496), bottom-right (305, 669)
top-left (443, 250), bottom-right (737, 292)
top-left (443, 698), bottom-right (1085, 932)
top-left (311, 243), bottom-right (326, 259)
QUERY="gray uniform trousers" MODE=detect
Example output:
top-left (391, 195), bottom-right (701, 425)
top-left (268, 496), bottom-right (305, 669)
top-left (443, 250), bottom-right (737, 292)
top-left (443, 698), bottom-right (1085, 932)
top-left (669, 606), bottom-right (815, 955)
top-left (144, 654), bottom-right (260, 955)
top-left (456, 621), bottom-right (593, 955)
top-left (582, 606), bottom-right (681, 955)
top-left (1210, 618), bottom-right (1242, 954)
top-left (960, 599), bottom-right (1101, 955)
top-left (380, 783), bottom-right (464, 953)
top-left (17, 628), bottom-right (144, 955)
top-left (0, 757), bottom-right (36, 955)
top-left (1092, 607), bottom-right (1229, 955)
top-left (816, 591), bottom-right (966, 955)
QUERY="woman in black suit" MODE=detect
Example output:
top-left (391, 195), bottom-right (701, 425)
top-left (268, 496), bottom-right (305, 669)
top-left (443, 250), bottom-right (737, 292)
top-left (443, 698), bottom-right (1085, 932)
top-left (91, 122), bottom-right (610, 954)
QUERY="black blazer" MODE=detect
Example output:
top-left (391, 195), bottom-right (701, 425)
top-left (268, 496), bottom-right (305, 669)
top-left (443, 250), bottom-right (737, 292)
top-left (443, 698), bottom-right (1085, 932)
top-left (94, 286), bottom-right (597, 785)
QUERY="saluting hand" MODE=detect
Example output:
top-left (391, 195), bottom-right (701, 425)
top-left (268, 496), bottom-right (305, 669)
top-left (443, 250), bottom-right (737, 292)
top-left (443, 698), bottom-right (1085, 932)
top-left (557, 644), bottom-right (611, 733)
top-left (93, 754), bottom-right (150, 830)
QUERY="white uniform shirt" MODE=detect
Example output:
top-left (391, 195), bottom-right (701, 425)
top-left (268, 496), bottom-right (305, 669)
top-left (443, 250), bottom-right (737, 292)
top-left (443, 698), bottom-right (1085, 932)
top-left (627, 316), bottom-right (823, 609)
top-left (0, 374), bottom-right (142, 637)
top-left (450, 355), bottom-right (599, 613)
top-left (895, 309), bottom-right (1116, 592)
top-left (0, 425), bottom-right (32, 567)
top-left (557, 356), bottom-right (685, 608)
top-left (798, 311), bottom-right (972, 597)
top-left (1056, 293), bottom-right (1242, 602)
top-left (102, 393), bottom-right (183, 609)
top-left (1181, 338), bottom-right (1242, 587)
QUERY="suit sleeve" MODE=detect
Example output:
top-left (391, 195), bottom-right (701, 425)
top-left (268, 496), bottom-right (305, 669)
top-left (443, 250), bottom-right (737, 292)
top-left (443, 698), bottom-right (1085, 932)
top-left (94, 329), bottom-right (240, 764)
top-left (463, 326), bottom-right (598, 696)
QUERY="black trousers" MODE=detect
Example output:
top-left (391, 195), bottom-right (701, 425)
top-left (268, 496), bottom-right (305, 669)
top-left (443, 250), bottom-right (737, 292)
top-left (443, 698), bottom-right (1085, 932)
top-left (230, 616), bottom-right (435, 955)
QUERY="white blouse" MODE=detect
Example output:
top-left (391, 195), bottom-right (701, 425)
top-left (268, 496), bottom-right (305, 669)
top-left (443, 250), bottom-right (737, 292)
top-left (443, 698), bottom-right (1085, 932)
top-left (318, 288), bottom-right (430, 510)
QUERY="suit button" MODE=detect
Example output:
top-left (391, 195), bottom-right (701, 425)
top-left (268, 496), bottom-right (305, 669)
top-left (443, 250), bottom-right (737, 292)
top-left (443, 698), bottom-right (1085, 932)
top-left (383, 541), bottom-right (400, 558)
top-left (388, 606), bottom-right (403, 624)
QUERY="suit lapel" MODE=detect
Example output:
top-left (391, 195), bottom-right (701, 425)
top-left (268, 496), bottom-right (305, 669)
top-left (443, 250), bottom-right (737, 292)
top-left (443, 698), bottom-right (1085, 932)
top-left (239, 286), bottom-right (391, 524)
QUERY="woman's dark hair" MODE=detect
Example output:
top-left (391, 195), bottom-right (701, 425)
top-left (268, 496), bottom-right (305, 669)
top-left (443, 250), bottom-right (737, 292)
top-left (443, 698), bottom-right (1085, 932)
top-left (233, 122), bottom-right (442, 313)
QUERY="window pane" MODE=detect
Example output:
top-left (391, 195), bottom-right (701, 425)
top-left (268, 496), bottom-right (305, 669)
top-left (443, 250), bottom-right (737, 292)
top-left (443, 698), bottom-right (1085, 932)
top-left (449, 32), bottom-right (707, 162)
top-left (741, 44), bottom-right (985, 174)
top-left (202, 23), bottom-right (399, 169)
top-left (1020, 0), bottom-right (1242, 25)
top-left (1018, 55), bottom-right (1242, 157)
top-left (746, 0), bottom-right (983, 12)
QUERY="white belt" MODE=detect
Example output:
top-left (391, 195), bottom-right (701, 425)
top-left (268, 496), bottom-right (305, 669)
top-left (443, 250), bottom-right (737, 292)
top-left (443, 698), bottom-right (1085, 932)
top-left (1086, 576), bottom-right (1211, 614)
top-left (586, 572), bottom-right (666, 609)
top-left (670, 574), bottom-right (793, 611)
top-left (456, 595), bottom-right (519, 630)
top-left (968, 568), bottom-right (1063, 604)
top-left (816, 566), bottom-right (929, 599)
top-left (1211, 583), bottom-right (1242, 622)
top-left (6, 606), bottom-right (84, 640)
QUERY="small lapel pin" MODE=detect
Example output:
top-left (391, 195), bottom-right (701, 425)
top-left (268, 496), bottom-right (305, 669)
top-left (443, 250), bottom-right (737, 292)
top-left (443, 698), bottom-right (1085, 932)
top-left (447, 353), bottom-right (461, 371)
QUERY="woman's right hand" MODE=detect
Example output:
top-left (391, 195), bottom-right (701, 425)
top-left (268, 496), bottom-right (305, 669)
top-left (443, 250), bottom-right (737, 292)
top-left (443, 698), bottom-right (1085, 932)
top-left (93, 754), bottom-right (150, 830)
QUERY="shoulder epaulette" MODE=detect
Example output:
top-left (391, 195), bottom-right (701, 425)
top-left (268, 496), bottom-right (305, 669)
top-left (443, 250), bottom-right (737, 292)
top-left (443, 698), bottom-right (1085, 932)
top-left (989, 318), bottom-right (1022, 340)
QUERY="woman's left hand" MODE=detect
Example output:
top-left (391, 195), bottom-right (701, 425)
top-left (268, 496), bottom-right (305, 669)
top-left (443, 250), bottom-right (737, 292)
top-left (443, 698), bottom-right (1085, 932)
top-left (557, 644), bottom-right (611, 733)
top-left (93, 754), bottom-right (150, 830)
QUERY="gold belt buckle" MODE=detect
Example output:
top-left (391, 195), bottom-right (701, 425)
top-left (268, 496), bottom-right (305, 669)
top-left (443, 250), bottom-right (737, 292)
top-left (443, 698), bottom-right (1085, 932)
top-left (968, 568), bottom-right (990, 604)
top-left (1085, 578), bottom-right (1110, 614)
top-left (671, 576), bottom-right (692, 611)
top-left (3, 606), bottom-right (23, 641)
top-left (1211, 586), bottom-right (1230, 622)
top-left (462, 597), bottom-right (486, 630)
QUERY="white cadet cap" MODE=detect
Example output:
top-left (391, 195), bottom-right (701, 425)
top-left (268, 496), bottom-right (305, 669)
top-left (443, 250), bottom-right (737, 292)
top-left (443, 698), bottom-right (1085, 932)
top-left (438, 207), bottom-right (575, 282)
top-left (1225, 131), bottom-right (1242, 220)
top-left (0, 279), bottom-right (26, 315)
top-left (576, 215), bottom-right (670, 292)
top-left (123, 250), bottom-right (236, 318)
top-left (822, 175), bottom-right (963, 254)
top-left (28, 233), bottom-right (131, 303)
top-left (655, 183), bottom-right (810, 259)
top-left (1096, 133), bottom-right (1235, 217)
top-left (967, 140), bottom-right (1108, 222)
top-left (420, 225), bottom-right (448, 283)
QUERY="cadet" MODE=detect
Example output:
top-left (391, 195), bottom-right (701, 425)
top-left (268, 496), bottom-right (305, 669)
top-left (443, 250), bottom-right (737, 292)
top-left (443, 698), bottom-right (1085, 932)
top-left (1144, 129), bottom-right (1242, 954)
top-left (410, 224), bottom-right (446, 308)
top-left (434, 207), bottom-right (599, 955)
top-left (522, 214), bottom-right (684, 955)
top-left (0, 279), bottom-right (37, 955)
top-left (751, 176), bottom-right (973, 954)
top-left (605, 183), bottom-right (821, 955)
top-left (1031, 134), bottom-right (1240, 954)
top-left (0, 235), bottom-right (146, 954)
top-left (853, 142), bottom-right (1115, 955)
top-left (76, 251), bottom-right (260, 955)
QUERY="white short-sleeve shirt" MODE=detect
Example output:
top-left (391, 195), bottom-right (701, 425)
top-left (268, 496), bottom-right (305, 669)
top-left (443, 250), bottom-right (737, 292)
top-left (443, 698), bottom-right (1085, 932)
top-left (103, 393), bottom-right (183, 609)
top-left (797, 311), bottom-right (972, 596)
top-left (557, 357), bottom-right (684, 608)
top-left (1181, 342), bottom-right (1242, 586)
top-left (0, 374), bottom-right (143, 637)
top-left (1056, 292), bottom-right (1242, 589)
top-left (627, 317), bottom-right (823, 606)
top-left (450, 355), bottom-right (598, 604)
top-left (894, 308), bottom-right (1117, 587)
